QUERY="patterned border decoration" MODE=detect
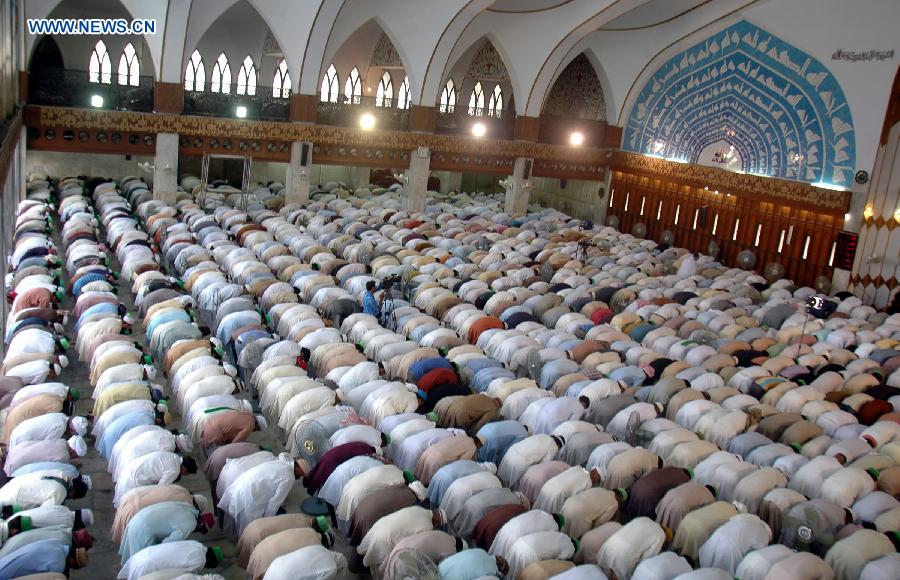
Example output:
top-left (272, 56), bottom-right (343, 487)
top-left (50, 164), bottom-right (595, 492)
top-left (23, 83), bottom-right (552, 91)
top-left (30, 105), bottom-right (611, 166)
top-left (623, 20), bottom-right (856, 187)
top-left (610, 150), bottom-right (850, 212)
top-left (370, 33), bottom-right (403, 68)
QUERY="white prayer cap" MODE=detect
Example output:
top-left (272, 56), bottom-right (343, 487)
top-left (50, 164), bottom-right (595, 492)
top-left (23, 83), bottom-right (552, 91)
top-left (52, 363), bottom-right (62, 377)
top-left (81, 475), bottom-right (92, 490)
top-left (255, 415), bottom-right (268, 430)
top-left (58, 355), bottom-right (69, 369)
top-left (68, 416), bottom-right (89, 436)
top-left (223, 363), bottom-right (238, 377)
top-left (143, 365), bottom-right (157, 380)
top-left (68, 435), bottom-right (88, 457)
top-left (175, 433), bottom-right (193, 453)
top-left (192, 494), bottom-right (209, 512)
top-left (80, 509), bottom-right (93, 527)
top-left (178, 295), bottom-right (195, 307)
top-left (278, 452), bottom-right (293, 463)
top-left (408, 481), bottom-right (428, 502)
top-left (123, 313), bottom-right (136, 325)
top-left (210, 337), bottom-right (224, 348)
top-left (479, 462), bottom-right (497, 474)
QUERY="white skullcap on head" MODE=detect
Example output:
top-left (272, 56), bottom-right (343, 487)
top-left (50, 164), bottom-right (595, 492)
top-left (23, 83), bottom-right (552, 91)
top-left (408, 481), bottom-right (428, 502)
top-left (58, 355), bottom-right (69, 369)
top-left (732, 501), bottom-right (748, 513)
top-left (179, 295), bottom-right (195, 307)
top-left (479, 462), bottom-right (497, 474)
top-left (175, 433), bottom-right (193, 453)
top-left (67, 435), bottom-right (87, 457)
top-left (143, 365), bottom-right (157, 380)
top-left (278, 452), bottom-right (293, 463)
top-left (52, 363), bottom-right (62, 377)
top-left (122, 314), bottom-right (136, 325)
top-left (81, 475), bottom-right (92, 490)
top-left (223, 363), bottom-right (238, 377)
top-left (192, 494), bottom-right (209, 513)
top-left (68, 416), bottom-right (89, 436)
top-left (255, 415), bottom-right (268, 430)
top-left (210, 337), bottom-right (223, 348)
top-left (80, 509), bottom-right (94, 527)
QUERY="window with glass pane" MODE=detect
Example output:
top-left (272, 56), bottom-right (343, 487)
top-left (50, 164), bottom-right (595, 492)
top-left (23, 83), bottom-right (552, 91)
top-left (211, 53), bottom-right (231, 93)
top-left (344, 67), bottom-right (362, 104)
top-left (487, 84), bottom-right (503, 117)
top-left (468, 81), bottom-right (484, 116)
top-left (184, 50), bottom-right (205, 91)
top-left (273, 59), bottom-right (291, 98)
top-left (375, 71), bottom-right (393, 107)
top-left (397, 76), bottom-right (410, 109)
top-left (320, 64), bottom-right (338, 102)
top-left (236, 55), bottom-right (256, 95)
top-left (89, 40), bottom-right (111, 84)
top-left (439, 79), bottom-right (456, 113)
top-left (117, 42), bottom-right (139, 86)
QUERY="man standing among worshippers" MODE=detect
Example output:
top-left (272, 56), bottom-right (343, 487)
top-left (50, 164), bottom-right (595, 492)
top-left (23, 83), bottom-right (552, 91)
top-left (218, 453), bottom-right (309, 536)
top-left (357, 506), bottom-right (446, 570)
top-left (363, 281), bottom-right (380, 318)
top-left (118, 540), bottom-right (224, 580)
top-left (119, 501), bottom-right (214, 563)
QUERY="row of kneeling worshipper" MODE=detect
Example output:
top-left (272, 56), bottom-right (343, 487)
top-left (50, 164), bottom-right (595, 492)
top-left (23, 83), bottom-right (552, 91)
top-left (11, 173), bottom-right (900, 580)
top-left (0, 176), bottom-right (105, 578)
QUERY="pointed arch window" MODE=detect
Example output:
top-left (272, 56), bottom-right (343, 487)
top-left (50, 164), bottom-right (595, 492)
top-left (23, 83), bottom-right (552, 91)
top-left (397, 76), bottom-right (410, 109)
top-left (468, 81), bottom-right (485, 116)
top-left (344, 66), bottom-right (362, 104)
top-left (210, 53), bottom-right (231, 94)
top-left (89, 40), bottom-right (111, 84)
top-left (375, 71), bottom-right (393, 107)
top-left (236, 55), bottom-right (256, 95)
top-left (488, 84), bottom-right (503, 117)
top-left (184, 50), bottom-right (205, 91)
top-left (439, 79), bottom-right (456, 113)
top-left (117, 42), bottom-right (139, 86)
top-left (273, 59), bottom-right (291, 98)
top-left (320, 64), bottom-right (339, 102)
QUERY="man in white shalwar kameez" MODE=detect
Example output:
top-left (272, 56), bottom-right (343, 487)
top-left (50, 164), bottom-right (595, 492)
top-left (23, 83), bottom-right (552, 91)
top-left (357, 506), bottom-right (443, 569)
top-left (698, 513), bottom-right (772, 574)
top-left (533, 466), bottom-right (600, 514)
top-left (218, 453), bottom-right (307, 537)
top-left (595, 517), bottom-right (666, 580)
top-left (489, 509), bottom-right (560, 560)
top-left (504, 530), bottom-right (576, 579)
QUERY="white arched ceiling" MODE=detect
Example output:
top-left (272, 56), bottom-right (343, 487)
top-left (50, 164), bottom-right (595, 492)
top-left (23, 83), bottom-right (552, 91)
top-left (311, 0), bottom-right (473, 105)
top-left (443, 0), bottom-right (650, 115)
top-left (27, 0), bottom-right (166, 77)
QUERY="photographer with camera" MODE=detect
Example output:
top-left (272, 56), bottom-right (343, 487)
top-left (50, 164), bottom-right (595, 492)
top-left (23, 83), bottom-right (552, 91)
top-left (363, 281), bottom-right (381, 318)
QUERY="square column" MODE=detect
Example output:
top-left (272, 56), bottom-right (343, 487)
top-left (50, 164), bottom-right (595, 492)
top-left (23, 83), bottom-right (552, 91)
top-left (349, 166), bottom-right (371, 190)
top-left (286, 141), bottom-right (312, 205)
top-left (504, 157), bottom-right (533, 217)
top-left (153, 133), bottom-right (179, 203)
top-left (405, 147), bottom-right (430, 213)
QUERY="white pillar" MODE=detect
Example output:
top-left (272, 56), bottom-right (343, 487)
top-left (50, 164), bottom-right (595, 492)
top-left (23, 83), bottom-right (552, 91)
top-left (152, 133), bottom-right (179, 203)
top-left (504, 157), bottom-right (532, 217)
top-left (349, 166), bottom-right (371, 190)
top-left (405, 147), bottom-right (430, 212)
top-left (445, 171), bottom-right (462, 194)
top-left (286, 141), bottom-right (311, 205)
